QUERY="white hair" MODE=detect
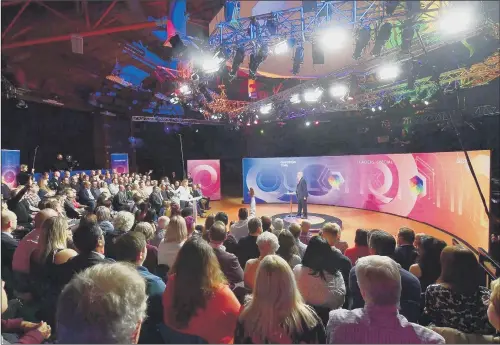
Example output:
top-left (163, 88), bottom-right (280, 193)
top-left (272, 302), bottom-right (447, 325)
top-left (57, 262), bottom-right (147, 343)
top-left (272, 218), bottom-right (284, 231)
top-left (157, 216), bottom-right (170, 229)
top-left (113, 211), bottom-right (135, 232)
top-left (256, 232), bottom-right (279, 255)
top-left (355, 255), bottom-right (401, 306)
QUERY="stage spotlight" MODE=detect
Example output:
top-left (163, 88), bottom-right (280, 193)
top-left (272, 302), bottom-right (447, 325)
top-left (371, 107), bottom-right (376, 112)
top-left (329, 84), bottom-right (348, 98)
top-left (378, 64), bottom-right (401, 81)
top-left (202, 54), bottom-right (225, 74)
top-left (314, 121), bottom-right (319, 125)
top-left (378, 105), bottom-right (382, 111)
top-left (305, 121), bottom-right (311, 126)
top-left (400, 21), bottom-right (414, 54)
top-left (273, 40), bottom-right (289, 55)
top-left (249, 44), bottom-right (268, 79)
top-left (292, 45), bottom-right (304, 75)
top-left (304, 88), bottom-right (323, 103)
top-left (372, 22), bottom-right (392, 57)
top-left (424, 100), bottom-right (429, 105)
top-left (439, 6), bottom-right (474, 35)
top-left (353, 25), bottom-right (371, 60)
top-left (229, 47), bottom-right (245, 81)
top-left (254, 120), bottom-right (259, 124)
top-left (179, 84), bottom-right (191, 95)
top-left (290, 93), bottom-right (301, 104)
top-left (385, 1), bottom-right (399, 15)
top-left (260, 129), bottom-right (264, 134)
top-left (260, 103), bottom-right (272, 114)
top-left (319, 27), bottom-right (348, 50)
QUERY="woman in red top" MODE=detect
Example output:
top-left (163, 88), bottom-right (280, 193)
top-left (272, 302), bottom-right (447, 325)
top-left (344, 229), bottom-right (370, 265)
top-left (162, 237), bottom-right (240, 344)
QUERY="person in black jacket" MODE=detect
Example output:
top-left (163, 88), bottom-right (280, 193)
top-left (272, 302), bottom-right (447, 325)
top-left (393, 227), bottom-right (418, 271)
top-left (16, 164), bottom-right (33, 186)
top-left (1, 210), bottom-right (19, 294)
top-left (7, 182), bottom-right (33, 231)
top-left (112, 185), bottom-right (129, 212)
top-left (236, 217), bottom-right (262, 269)
top-left (48, 171), bottom-right (61, 191)
top-left (1, 177), bottom-right (11, 201)
top-left (296, 171), bottom-right (308, 219)
top-left (149, 186), bottom-right (163, 214)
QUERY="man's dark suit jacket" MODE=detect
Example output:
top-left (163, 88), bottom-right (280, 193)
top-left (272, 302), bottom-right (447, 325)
top-left (236, 235), bottom-right (259, 269)
top-left (213, 247), bottom-right (243, 288)
top-left (56, 251), bottom-right (113, 288)
top-left (1, 233), bottom-right (18, 270)
top-left (48, 177), bottom-right (59, 191)
top-left (7, 186), bottom-right (32, 226)
top-left (349, 259), bottom-right (422, 322)
top-left (113, 191), bottom-right (129, 211)
top-left (393, 244), bottom-right (418, 271)
top-left (64, 200), bottom-right (80, 219)
top-left (296, 177), bottom-right (308, 199)
top-left (16, 171), bottom-right (31, 186)
top-left (1, 183), bottom-right (11, 200)
top-left (90, 187), bottom-right (101, 199)
top-left (149, 192), bottom-right (162, 213)
top-left (104, 230), bottom-right (127, 260)
top-left (78, 188), bottom-right (94, 207)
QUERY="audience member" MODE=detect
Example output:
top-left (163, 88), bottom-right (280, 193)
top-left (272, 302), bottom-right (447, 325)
top-left (7, 184), bottom-right (33, 230)
top-left (202, 213), bottom-right (215, 242)
top-left (488, 279), bottom-right (500, 331)
top-left (424, 246), bottom-right (494, 334)
top-left (349, 229), bottom-right (421, 322)
top-left (289, 223), bottom-right (307, 258)
top-left (56, 262), bottom-right (147, 343)
top-left (230, 208), bottom-right (249, 242)
top-left (249, 187), bottom-right (256, 218)
top-left (271, 217), bottom-right (284, 238)
top-left (114, 232), bottom-right (166, 344)
top-left (299, 220), bottom-right (312, 245)
top-left (244, 232), bottom-right (279, 290)
top-left (293, 236), bottom-right (346, 310)
top-left (162, 238), bottom-right (240, 343)
top-left (414, 233), bottom-right (426, 251)
top-left (261, 216), bottom-right (273, 233)
top-left (133, 222), bottom-right (159, 274)
top-left (209, 221), bottom-right (244, 289)
top-left (327, 255), bottom-right (444, 344)
top-left (276, 230), bottom-right (301, 268)
top-left (344, 228), bottom-right (370, 265)
top-left (112, 185), bottom-right (129, 211)
top-left (78, 181), bottom-right (96, 210)
top-left (237, 217), bottom-right (263, 269)
top-left (184, 215), bottom-right (199, 238)
top-left (105, 211), bottom-right (135, 259)
top-left (150, 216), bottom-right (169, 247)
top-left (409, 236), bottom-right (447, 291)
top-left (321, 222), bottom-right (348, 254)
top-left (158, 215), bottom-right (187, 268)
top-left (95, 206), bottom-right (114, 233)
top-left (1, 210), bottom-right (19, 275)
top-left (393, 227), bottom-right (418, 270)
top-left (216, 211), bottom-right (238, 254)
top-left (235, 255), bottom-right (326, 344)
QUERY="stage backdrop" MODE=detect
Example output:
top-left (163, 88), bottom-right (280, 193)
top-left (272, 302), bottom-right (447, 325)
top-left (187, 160), bottom-right (221, 200)
top-left (110, 153), bottom-right (129, 174)
top-left (1, 149), bottom-right (20, 188)
top-left (243, 151), bottom-right (491, 250)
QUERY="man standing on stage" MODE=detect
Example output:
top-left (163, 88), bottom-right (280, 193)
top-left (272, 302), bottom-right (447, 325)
top-left (296, 171), bottom-right (308, 219)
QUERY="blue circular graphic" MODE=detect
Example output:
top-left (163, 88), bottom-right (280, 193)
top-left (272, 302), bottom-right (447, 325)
top-left (256, 169), bottom-right (282, 192)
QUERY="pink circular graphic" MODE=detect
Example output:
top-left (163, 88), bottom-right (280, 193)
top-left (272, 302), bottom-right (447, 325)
top-left (3, 170), bottom-right (16, 184)
top-left (116, 166), bottom-right (125, 173)
top-left (190, 164), bottom-right (220, 197)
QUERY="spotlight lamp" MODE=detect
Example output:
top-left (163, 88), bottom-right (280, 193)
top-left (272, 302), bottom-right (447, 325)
top-left (378, 64), bottom-right (401, 81)
top-left (400, 21), bottom-right (415, 54)
top-left (353, 25), bottom-right (371, 60)
top-left (319, 27), bottom-right (348, 50)
top-left (305, 121), bottom-right (311, 126)
top-left (273, 40), bottom-right (289, 55)
top-left (249, 44), bottom-right (269, 80)
top-left (292, 45), bottom-right (304, 75)
top-left (260, 103), bottom-right (273, 114)
top-left (329, 84), bottom-right (349, 98)
top-left (439, 6), bottom-right (475, 36)
top-left (290, 93), bottom-right (301, 104)
top-left (229, 47), bottom-right (245, 81)
top-left (372, 22), bottom-right (393, 57)
top-left (179, 84), bottom-right (191, 95)
top-left (304, 88), bottom-right (323, 103)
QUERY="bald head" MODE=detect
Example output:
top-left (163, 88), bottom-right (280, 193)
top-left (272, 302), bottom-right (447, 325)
top-left (34, 208), bottom-right (58, 229)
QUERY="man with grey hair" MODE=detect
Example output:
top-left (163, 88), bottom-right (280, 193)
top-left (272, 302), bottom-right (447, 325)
top-left (244, 231), bottom-right (279, 290)
top-left (150, 216), bottom-right (169, 248)
top-left (57, 262), bottom-right (148, 344)
top-left (326, 255), bottom-right (444, 344)
top-left (271, 217), bottom-right (284, 238)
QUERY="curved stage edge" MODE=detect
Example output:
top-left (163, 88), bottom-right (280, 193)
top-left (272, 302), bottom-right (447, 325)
top-left (201, 198), bottom-right (463, 250)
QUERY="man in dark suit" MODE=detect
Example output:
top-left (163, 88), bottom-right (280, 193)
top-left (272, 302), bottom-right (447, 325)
top-left (48, 171), bottom-right (61, 191)
top-left (296, 171), bottom-right (308, 219)
top-left (349, 229), bottom-right (422, 323)
top-left (90, 181), bottom-right (101, 199)
top-left (393, 227), bottom-right (418, 271)
top-left (57, 223), bottom-right (112, 288)
top-left (149, 186), bottom-right (163, 214)
top-left (236, 217), bottom-right (262, 269)
top-left (209, 221), bottom-right (243, 289)
top-left (78, 181), bottom-right (96, 211)
top-left (1, 210), bottom-right (19, 295)
top-left (112, 185), bottom-right (129, 211)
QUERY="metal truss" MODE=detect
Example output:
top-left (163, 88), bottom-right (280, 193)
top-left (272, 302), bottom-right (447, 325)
top-left (131, 115), bottom-right (226, 125)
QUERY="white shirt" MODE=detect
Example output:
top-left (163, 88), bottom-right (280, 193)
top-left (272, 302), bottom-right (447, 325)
top-left (108, 183), bottom-right (119, 196)
top-left (293, 264), bottom-right (346, 310)
top-left (177, 186), bottom-right (191, 201)
top-left (158, 240), bottom-right (185, 268)
top-left (249, 197), bottom-right (256, 218)
top-left (230, 219), bottom-right (249, 242)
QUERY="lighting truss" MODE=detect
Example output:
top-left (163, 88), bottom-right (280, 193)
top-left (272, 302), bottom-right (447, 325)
top-left (131, 116), bottom-right (227, 125)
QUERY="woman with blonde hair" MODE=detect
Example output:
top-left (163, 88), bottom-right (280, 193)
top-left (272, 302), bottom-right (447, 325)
top-left (162, 238), bottom-right (240, 343)
top-left (235, 255), bottom-right (325, 343)
top-left (37, 177), bottom-right (54, 198)
top-left (158, 215), bottom-right (188, 268)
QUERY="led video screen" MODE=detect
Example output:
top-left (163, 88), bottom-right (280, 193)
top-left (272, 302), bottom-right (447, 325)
top-left (243, 151), bottom-right (491, 249)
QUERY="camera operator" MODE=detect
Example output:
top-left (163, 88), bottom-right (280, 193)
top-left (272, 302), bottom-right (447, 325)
top-left (52, 154), bottom-right (69, 172)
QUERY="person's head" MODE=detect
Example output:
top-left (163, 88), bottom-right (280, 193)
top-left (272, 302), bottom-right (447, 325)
top-left (165, 215), bottom-right (188, 243)
top-left (34, 208), bottom-right (58, 229)
top-left (168, 238), bottom-right (227, 328)
top-left (300, 220), bottom-right (311, 234)
top-left (356, 255), bottom-right (401, 306)
top-left (180, 206), bottom-right (193, 218)
top-left (276, 230), bottom-right (299, 262)
top-left (20, 164), bottom-right (28, 172)
top-left (288, 223), bottom-right (301, 239)
top-left (80, 213), bottom-right (98, 228)
top-left (83, 181), bottom-right (91, 189)
top-left (321, 222), bottom-right (342, 246)
top-left (272, 218), bottom-right (284, 233)
top-left (368, 230), bottom-right (396, 257)
top-left (248, 217), bottom-right (263, 236)
top-left (417, 236), bottom-right (447, 281)
top-left (296, 171), bottom-right (303, 182)
top-left (64, 188), bottom-right (75, 200)
top-left (57, 262), bottom-right (147, 344)
top-left (174, 181), bottom-right (180, 188)
top-left (57, 153), bottom-right (63, 160)
top-left (1, 209), bottom-right (17, 232)
top-left (73, 223), bottom-right (104, 254)
top-left (488, 279), bottom-right (500, 331)
top-left (95, 206), bottom-right (111, 223)
top-left (157, 216), bottom-right (170, 230)
top-left (181, 179), bottom-right (188, 188)
top-left (302, 236), bottom-right (339, 279)
top-left (54, 171), bottom-right (61, 178)
top-left (256, 231), bottom-right (279, 257)
top-left (62, 177), bottom-right (70, 185)
top-left (113, 211), bottom-right (135, 233)
top-left (397, 227), bottom-right (415, 246)
top-left (184, 216), bottom-right (195, 236)
top-left (354, 229), bottom-right (369, 246)
top-left (204, 214), bottom-right (216, 234)
top-left (261, 216), bottom-right (272, 232)
top-left (238, 207), bottom-right (249, 221)
top-left (115, 232), bottom-right (147, 266)
top-left (134, 222), bottom-right (155, 242)
top-left (240, 255), bottom-right (318, 342)
top-left (214, 211), bottom-right (229, 226)
top-left (209, 221), bottom-right (227, 244)
top-left (170, 202), bottom-right (181, 217)
top-left (439, 245), bottom-right (480, 294)
top-left (414, 233), bottom-right (426, 250)
top-left (36, 216), bottom-right (69, 263)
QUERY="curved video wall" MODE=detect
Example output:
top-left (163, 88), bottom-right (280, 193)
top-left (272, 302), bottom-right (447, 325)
top-left (243, 151), bottom-right (491, 250)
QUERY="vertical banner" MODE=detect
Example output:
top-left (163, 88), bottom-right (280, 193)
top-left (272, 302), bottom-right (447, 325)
top-left (1, 149), bottom-right (21, 189)
top-left (110, 153), bottom-right (129, 174)
top-left (187, 160), bottom-right (221, 201)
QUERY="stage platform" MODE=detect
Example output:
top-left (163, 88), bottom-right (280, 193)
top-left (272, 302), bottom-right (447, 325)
top-left (200, 198), bottom-right (455, 246)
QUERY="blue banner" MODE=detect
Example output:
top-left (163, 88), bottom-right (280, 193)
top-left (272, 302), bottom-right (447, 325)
top-left (110, 153), bottom-right (129, 174)
top-left (1, 149), bottom-right (21, 188)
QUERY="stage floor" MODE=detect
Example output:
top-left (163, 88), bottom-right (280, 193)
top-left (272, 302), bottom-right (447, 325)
top-left (201, 198), bottom-right (455, 246)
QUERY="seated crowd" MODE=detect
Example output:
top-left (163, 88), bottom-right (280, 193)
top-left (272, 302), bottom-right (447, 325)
top-left (1, 168), bottom-right (499, 344)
